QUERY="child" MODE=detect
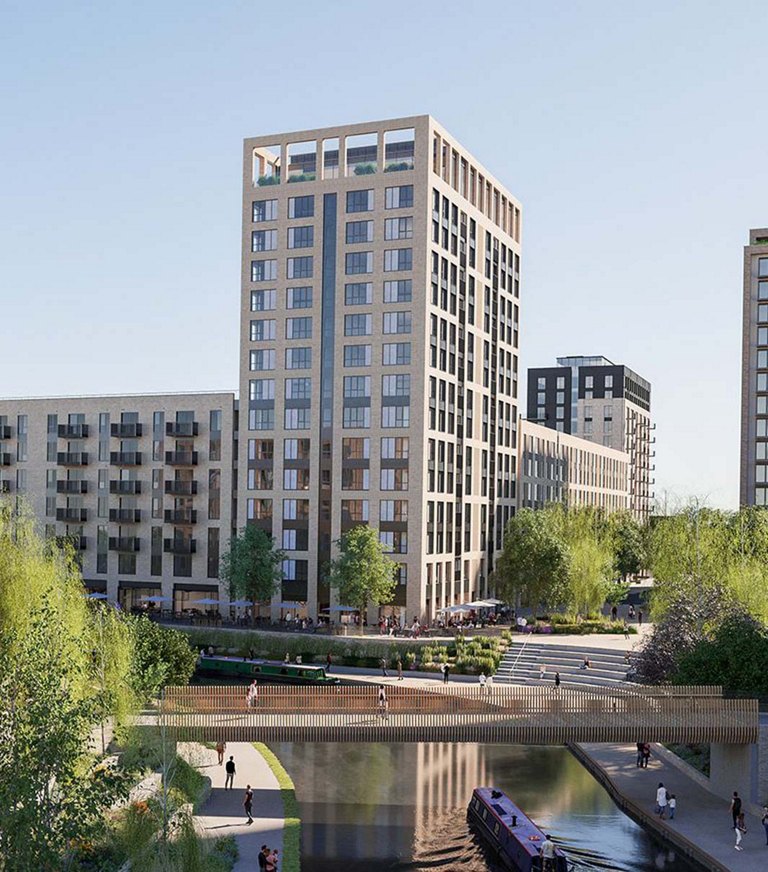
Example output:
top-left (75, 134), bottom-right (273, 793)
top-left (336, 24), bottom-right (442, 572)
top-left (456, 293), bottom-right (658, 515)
top-left (668, 794), bottom-right (676, 820)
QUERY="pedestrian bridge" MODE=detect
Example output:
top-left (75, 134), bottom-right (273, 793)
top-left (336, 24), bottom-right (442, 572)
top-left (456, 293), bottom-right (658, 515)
top-left (156, 684), bottom-right (759, 745)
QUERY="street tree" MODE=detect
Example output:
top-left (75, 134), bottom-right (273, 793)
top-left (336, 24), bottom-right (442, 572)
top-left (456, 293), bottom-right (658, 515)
top-left (328, 524), bottom-right (398, 617)
top-left (610, 510), bottom-right (647, 580)
top-left (220, 526), bottom-right (285, 623)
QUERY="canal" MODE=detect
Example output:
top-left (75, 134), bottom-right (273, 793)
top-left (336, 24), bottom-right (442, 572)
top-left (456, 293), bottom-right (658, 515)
top-left (270, 743), bottom-right (699, 872)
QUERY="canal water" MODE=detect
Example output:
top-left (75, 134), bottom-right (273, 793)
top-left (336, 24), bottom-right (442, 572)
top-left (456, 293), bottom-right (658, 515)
top-left (270, 743), bottom-right (699, 872)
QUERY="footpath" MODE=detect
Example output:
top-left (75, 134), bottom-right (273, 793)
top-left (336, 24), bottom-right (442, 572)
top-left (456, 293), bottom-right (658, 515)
top-left (573, 742), bottom-right (766, 871)
top-left (194, 742), bottom-right (283, 872)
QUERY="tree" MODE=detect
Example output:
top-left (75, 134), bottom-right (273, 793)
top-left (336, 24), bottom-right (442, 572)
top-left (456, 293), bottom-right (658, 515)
top-left (610, 511), bottom-right (647, 580)
top-left (328, 525), bottom-right (397, 617)
top-left (220, 526), bottom-right (285, 623)
top-left (128, 614), bottom-right (198, 700)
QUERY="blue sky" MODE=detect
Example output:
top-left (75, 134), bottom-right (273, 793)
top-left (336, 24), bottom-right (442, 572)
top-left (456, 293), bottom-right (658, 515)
top-left (1, 0), bottom-right (766, 508)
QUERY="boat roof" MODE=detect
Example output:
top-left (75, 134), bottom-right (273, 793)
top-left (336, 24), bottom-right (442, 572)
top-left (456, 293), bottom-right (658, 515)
top-left (473, 788), bottom-right (560, 858)
top-left (201, 654), bottom-right (326, 671)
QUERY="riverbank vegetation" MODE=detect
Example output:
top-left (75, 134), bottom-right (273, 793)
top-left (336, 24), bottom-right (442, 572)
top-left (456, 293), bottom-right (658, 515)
top-left (254, 743), bottom-right (300, 872)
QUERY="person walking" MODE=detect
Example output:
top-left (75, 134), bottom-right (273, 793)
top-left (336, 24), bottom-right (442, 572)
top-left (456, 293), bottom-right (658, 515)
top-left (380, 657), bottom-right (388, 678)
top-left (761, 805), bottom-right (768, 846)
top-left (554, 672), bottom-right (561, 689)
top-left (479, 672), bottom-right (487, 694)
top-left (668, 794), bottom-right (676, 820)
top-left (735, 812), bottom-right (747, 851)
top-left (216, 740), bottom-right (226, 765)
top-left (642, 743), bottom-right (651, 768)
top-left (378, 684), bottom-right (389, 720)
top-left (246, 679), bottom-right (258, 709)
top-left (539, 834), bottom-right (556, 872)
top-left (442, 663), bottom-right (450, 684)
top-left (655, 782), bottom-right (667, 819)
top-left (638, 609), bottom-right (643, 627)
top-left (539, 663), bottom-right (547, 680)
top-left (396, 658), bottom-right (403, 680)
top-left (326, 651), bottom-right (332, 673)
top-left (224, 755), bottom-right (236, 790)
top-left (243, 784), bottom-right (254, 825)
top-left (636, 742), bottom-right (644, 768)
top-left (731, 791), bottom-right (742, 830)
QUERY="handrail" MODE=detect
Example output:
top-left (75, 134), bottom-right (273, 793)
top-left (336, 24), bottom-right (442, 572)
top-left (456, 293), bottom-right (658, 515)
top-left (501, 634), bottom-right (531, 682)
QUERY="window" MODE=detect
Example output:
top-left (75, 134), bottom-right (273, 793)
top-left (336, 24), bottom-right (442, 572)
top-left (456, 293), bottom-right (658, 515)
top-left (382, 406), bottom-right (410, 427)
top-left (283, 500), bottom-right (306, 521)
top-left (346, 220), bottom-right (374, 244)
top-left (253, 199), bottom-right (277, 222)
top-left (383, 280), bottom-right (412, 303)
top-left (759, 327), bottom-right (768, 346)
top-left (345, 282), bottom-right (372, 305)
top-left (384, 248), bottom-right (413, 271)
top-left (249, 439), bottom-right (273, 460)
top-left (284, 438), bottom-right (310, 459)
top-left (343, 407), bottom-right (371, 428)
top-left (285, 347), bottom-right (312, 369)
top-left (380, 499), bottom-right (408, 521)
top-left (249, 378), bottom-right (275, 400)
top-left (759, 281), bottom-right (768, 301)
top-left (385, 185), bottom-right (414, 209)
top-left (344, 313), bottom-right (372, 336)
top-left (252, 229), bottom-right (277, 252)
top-left (384, 217), bottom-right (413, 240)
top-left (381, 437), bottom-right (409, 459)
top-left (381, 468), bottom-right (408, 490)
top-left (382, 374), bottom-right (410, 396)
top-left (284, 469), bottom-right (310, 489)
top-left (342, 499), bottom-right (369, 521)
top-left (284, 408), bottom-right (311, 429)
top-left (288, 226), bottom-right (314, 249)
top-left (247, 498), bottom-right (273, 520)
top-left (343, 344), bottom-right (371, 367)
top-left (248, 468), bottom-right (273, 489)
top-left (346, 189), bottom-right (374, 212)
top-left (342, 437), bottom-right (370, 459)
top-left (285, 378), bottom-right (311, 399)
top-left (250, 319), bottom-right (276, 341)
top-left (288, 195), bottom-right (314, 218)
top-left (251, 259), bottom-right (277, 282)
top-left (342, 468), bottom-right (370, 489)
top-left (345, 251), bottom-right (373, 274)
top-left (249, 408), bottom-right (274, 430)
top-left (383, 312), bottom-right (412, 334)
top-left (287, 256), bottom-right (313, 279)
top-left (383, 342), bottom-right (411, 365)
top-left (249, 349), bottom-right (276, 371)
top-left (287, 286), bottom-right (312, 309)
top-left (286, 316), bottom-right (312, 339)
top-left (251, 289), bottom-right (276, 311)
top-left (759, 258), bottom-right (768, 278)
top-left (380, 531), bottom-right (408, 553)
top-left (344, 376), bottom-right (371, 398)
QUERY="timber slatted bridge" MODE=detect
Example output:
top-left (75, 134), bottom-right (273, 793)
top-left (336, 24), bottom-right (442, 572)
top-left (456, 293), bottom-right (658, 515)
top-left (155, 684), bottom-right (759, 744)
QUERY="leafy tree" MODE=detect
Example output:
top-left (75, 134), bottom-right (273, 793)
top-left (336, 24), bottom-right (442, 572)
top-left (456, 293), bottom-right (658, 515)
top-left (128, 614), bottom-right (198, 700)
top-left (610, 511), bottom-right (647, 580)
top-left (328, 525), bottom-right (397, 616)
top-left (557, 507), bottom-right (615, 616)
top-left (220, 526), bottom-right (285, 623)
top-left (495, 508), bottom-right (570, 608)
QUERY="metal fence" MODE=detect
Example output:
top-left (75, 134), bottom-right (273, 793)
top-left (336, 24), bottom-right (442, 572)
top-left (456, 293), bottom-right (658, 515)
top-left (156, 684), bottom-right (758, 745)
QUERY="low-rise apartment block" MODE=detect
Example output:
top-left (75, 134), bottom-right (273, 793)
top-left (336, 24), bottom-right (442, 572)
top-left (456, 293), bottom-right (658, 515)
top-left (0, 393), bottom-right (235, 610)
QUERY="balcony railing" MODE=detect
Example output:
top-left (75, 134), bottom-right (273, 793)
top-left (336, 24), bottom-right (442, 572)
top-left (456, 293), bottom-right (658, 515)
top-left (164, 538), bottom-right (197, 555)
top-left (56, 507), bottom-right (88, 523)
top-left (110, 480), bottom-right (141, 495)
top-left (55, 535), bottom-right (87, 551)
top-left (0, 452), bottom-right (12, 466)
top-left (110, 451), bottom-right (142, 466)
top-left (166, 421), bottom-right (199, 437)
top-left (109, 508), bottom-right (141, 523)
top-left (0, 425), bottom-right (11, 439)
top-left (57, 480), bottom-right (88, 494)
top-left (58, 423), bottom-right (89, 439)
top-left (165, 451), bottom-right (198, 466)
top-left (164, 480), bottom-right (198, 495)
top-left (164, 508), bottom-right (197, 525)
top-left (108, 536), bottom-right (140, 552)
top-left (111, 423), bottom-right (143, 438)
top-left (57, 452), bottom-right (89, 466)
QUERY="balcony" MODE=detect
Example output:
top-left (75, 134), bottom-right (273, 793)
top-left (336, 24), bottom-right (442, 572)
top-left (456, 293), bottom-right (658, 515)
top-left (110, 480), bottom-right (141, 495)
top-left (164, 538), bottom-right (197, 555)
top-left (108, 536), bottom-right (140, 552)
top-left (109, 508), bottom-right (141, 523)
top-left (0, 425), bottom-right (11, 439)
top-left (164, 480), bottom-right (198, 495)
top-left (110, 451), bottom-right (142, 466)
top-left (0, 453), bottom-right (12, 466)
top-left (111, 423), bottom-right (143, 438)
top-left (164, 508), bottom-right (197, 525)
top-left (57, 423), bottom-right (89, 439)
top-left (57, 452), bottom-right (89, 466)
top-left (56, 507), bottom-right (88, 523)
top-left (57, 480), bottom-right (88, 494)
top-left (166, 421), bottom-right (199, 437)
top-left (0, 481), bottom-right (11, 494)
top-left (165, 451), bottom-right (198, 466)
top-left (55, 535), bottom-right (87, 551)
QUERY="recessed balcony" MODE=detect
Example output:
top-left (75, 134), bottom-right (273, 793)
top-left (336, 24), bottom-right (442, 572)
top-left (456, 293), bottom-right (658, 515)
top-left (108, 536), bottom-right (141, 552)
top-left (110, 480), bottom-right (141, 495)
top-left (110, 451), bottom-right (142, 466)
top-left (55, 534), bottom-right (87, 551)
top-left (109, 508), bottom-right (141, 523)
top-left (56, 507), bottom-right (88, 523)
top-left (166, 421), bottom-right (198, 437)
top-left (164, 538), bottom-right (197, 555)
top-left (111, 423), bottom-right (143, 438)
top-left (164, 508), bottom-right (197, 525)
top-left (0, 480), bottom-right (12, 494)
top-left (58, 423), bottom-right (89, 439)
top-left (57, 452), bottom-right (89, 466)
top-left (57, 480), bottom-right (88, 494)
top-left (0, 453), bottom-right (12, 466)
top-left (0, 425), bottom-right (12, 439)
top-left (164, 480), bottom-right (198, 496)
top-left (165, 451), bottom-right (198, 466)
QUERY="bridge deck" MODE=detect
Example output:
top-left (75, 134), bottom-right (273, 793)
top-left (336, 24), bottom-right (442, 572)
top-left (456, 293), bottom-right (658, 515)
top-left (155, 685), bottom-right (759, 745)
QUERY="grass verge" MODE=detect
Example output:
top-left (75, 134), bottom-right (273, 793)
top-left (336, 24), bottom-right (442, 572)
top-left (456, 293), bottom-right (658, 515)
top-left (253, 743), bottom-right (301, 872)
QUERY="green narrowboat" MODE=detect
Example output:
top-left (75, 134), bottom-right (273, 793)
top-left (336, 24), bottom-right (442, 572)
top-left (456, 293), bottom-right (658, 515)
top-left (197, 655), bottom-right (340, 685)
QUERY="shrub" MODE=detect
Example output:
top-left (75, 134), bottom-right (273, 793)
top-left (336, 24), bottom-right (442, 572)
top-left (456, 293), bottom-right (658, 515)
top-left (353, 163), bottom-right (376, 175)
top-left (384, 161), bottom-right (412, 172)
top-left (257, 175), bottom-right (279, 186)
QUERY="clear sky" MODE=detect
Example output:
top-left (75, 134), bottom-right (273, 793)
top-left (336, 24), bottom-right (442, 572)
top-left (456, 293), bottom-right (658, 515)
top-left (1, 0), bottom-right (766, 508)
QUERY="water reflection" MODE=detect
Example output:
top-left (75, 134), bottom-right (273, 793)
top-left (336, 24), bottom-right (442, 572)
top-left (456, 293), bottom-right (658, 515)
top-left (269, 743), bottom-right (699, 872)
